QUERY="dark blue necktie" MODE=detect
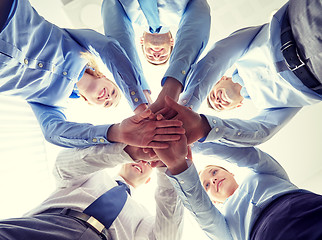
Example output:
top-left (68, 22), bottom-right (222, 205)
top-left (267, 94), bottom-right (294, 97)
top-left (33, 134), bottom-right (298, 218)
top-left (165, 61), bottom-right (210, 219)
top-left (138, 0), bottom-right (161, 33)
top-left (83, 181), bottom-right (130, 229)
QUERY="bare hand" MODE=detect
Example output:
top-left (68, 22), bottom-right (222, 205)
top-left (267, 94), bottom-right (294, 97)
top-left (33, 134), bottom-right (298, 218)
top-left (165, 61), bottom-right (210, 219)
top-left (163, 96), bottom-right (211, 144)
top-left (154, 133), bottom-right (189, 175)
top-left (124, 145), bottom-right (159, 161)
top-left (107, 109), bottom-right (185, 149)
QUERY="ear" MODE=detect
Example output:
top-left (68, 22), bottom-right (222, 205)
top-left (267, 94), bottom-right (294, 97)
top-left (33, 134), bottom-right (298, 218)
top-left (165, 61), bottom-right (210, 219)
top-left (236, 102), bottom-right (243, 108)
top-left (140, 36), bottom-right (144, 45)
top-left (145, 177), bottom-right (151, 184)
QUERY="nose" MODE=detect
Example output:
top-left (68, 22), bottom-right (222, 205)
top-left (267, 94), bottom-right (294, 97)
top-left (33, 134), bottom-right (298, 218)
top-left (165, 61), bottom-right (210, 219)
top-left (212, 178), bottom-right (217, 184)
top-left (153, 52), bottom-right (161, 59)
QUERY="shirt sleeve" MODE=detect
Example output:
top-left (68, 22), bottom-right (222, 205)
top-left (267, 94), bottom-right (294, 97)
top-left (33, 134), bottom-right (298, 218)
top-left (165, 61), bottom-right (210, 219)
top-left (29, 102), bottom-right (113, 148)
top-left (192, 142), bottom-right (290, 181)
top-left (134, 167), bottom-right (184, 240)
top-left (201, 107), bottom-right (302, 147)
top-left (53, 144), bottom-right (133, 186)
top-left (101, 0), bottom-right (149, 109)
top-left (162, 0), bottom-right (211, 88)
top-left (179, 25), bottom-right (264, 110)
top-left (65, 28), bottom-right (147, 111)
top-left (166, 162), bottom-right (233, 240)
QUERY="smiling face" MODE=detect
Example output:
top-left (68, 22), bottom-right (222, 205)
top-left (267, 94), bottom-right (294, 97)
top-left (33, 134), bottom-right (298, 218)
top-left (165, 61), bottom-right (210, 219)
top-left (119, 161), bottom-right (153, 188)
top-left (199, 166), bottom-right (239, 204)
top-left (76, 70), bottom-right (120, 108)
top-left (141, 31), bottom-right (174, 65)
top-left (207, 76), bottom-right (244, 111)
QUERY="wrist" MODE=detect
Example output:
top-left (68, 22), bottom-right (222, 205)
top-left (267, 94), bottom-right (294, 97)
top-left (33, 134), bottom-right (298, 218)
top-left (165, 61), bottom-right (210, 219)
top-left (167, 159), bottom-right (188, 175)
top-left (161, 77), bottom-right (183, 101)
top-left (199, 115), bottom-right (211, 139)
top-left (106, 123), bottom-right (121, 143)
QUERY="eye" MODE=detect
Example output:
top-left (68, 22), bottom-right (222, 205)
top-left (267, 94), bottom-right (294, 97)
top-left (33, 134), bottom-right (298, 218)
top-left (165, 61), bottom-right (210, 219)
top-left (111, 89), bottom-right (115, 96)
top-left (212, 170), bottom-right (217, 176)
top-left (205, 183), bottom-right (209, 190)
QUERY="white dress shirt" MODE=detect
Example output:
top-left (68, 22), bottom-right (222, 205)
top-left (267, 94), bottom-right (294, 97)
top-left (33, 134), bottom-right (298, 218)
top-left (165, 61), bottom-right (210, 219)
top-left (25, 144), bottom-right (184, 240)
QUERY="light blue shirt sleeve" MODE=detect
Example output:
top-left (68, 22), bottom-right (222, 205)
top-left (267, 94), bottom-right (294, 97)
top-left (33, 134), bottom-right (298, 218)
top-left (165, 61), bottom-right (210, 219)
top-left (179, 25), bottom-right (264, 110)
top-left (201, 107), bottom-right (302, 147)
top-left (101, 0), bottom-right (149, 110)
top-left (167, 162), bottom-right (233, 240)
top-left (162, 0), bottom-right (211, 87)
top-left (66, 28), bottom-right (147, 111)
top-left (167, 164), bottom-right (232, 240)
top-left (29, 102), bottom-right (112, 148)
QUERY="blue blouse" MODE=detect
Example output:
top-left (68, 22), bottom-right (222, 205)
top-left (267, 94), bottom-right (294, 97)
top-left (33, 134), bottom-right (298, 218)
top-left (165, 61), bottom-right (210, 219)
top-left (0, 0), bottom-right (142, 148)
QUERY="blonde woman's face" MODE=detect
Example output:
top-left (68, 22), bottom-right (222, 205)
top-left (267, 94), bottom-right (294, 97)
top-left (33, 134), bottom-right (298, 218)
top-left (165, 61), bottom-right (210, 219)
top-left (76, 72), bottom-right (119, 108)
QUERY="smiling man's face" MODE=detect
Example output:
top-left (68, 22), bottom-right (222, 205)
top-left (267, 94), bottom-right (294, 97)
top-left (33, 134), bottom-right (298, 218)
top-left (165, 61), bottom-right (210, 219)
top-left (207, 76), bottom-right (244, 111)
top-left (119, 161), bottom-right (153, 188)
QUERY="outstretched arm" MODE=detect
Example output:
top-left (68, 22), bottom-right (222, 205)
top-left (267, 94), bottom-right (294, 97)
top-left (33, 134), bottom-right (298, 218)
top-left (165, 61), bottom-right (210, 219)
top-left (30, 102), bottom-right (184, 149)
top-left (161, 96), bottom-right (301, 147)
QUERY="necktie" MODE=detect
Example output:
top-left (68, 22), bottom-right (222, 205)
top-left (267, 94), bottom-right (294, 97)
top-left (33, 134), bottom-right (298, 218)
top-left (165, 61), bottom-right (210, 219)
top-left (83, 181), bottom-right (130, 229)
top-left (137, 0), bottom-right (161, 33)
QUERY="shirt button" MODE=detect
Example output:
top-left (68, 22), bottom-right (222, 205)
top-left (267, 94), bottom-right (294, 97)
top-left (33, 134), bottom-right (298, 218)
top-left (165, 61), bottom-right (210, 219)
top-left (24, 59), bottom-right (28, 65)
top-left (38, 63), bottom-right (43, 68)
top-left (237, 132), bottom-right (242, 136)
top-left (131, 91), bottom-right (136, 96)
top-left (99, 138), bottom-right (105, 143)
top-left (212, 120), bottom-right (216, 124)
top-left (92, 138), bottom-right (98, 143)
top-left (198, 79), bottom-right (201, 82)
top-left (215, 127), bottom-right (219, 133)
top-left (179, 180), bottom-right (184, 184)
top-left (134, 98), bottom-right (138, 102)
top-left (181, 70), bottom-right (186, 75)
top-left (63, 71), bottom-right (67, 76)
top-left (182, 100), bottom-right (187, 104)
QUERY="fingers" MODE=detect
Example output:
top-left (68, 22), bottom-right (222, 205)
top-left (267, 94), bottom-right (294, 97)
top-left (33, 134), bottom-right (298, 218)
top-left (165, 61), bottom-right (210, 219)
top-left (153, 134), bottom-right (181, 142)
top-left (132, 109), bottom-right (153, 123)
top-left (154, 119), bottom-right (183, 128)
top-left (154, 126), bottom-right (185, 135)
top-left (147, 142), bottom-right (169, 149)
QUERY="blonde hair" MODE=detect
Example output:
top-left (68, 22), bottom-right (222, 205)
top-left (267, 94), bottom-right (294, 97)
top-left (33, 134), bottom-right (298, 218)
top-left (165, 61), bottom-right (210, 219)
top-left (80, 51), bottom-right (121, 107)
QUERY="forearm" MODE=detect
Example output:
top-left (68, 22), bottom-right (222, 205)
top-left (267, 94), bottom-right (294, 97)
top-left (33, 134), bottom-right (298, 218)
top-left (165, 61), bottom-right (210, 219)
top-left (167, 162), bottom-right (233, 240)
top-left (152, 168), bottom-right (184, 240)
top-left (163, 0), bottom-right (211, 87)
top-left (201, 107), bottom-right (301, 147)
top-left (54, 144), bottom-right (133, 181)
top-left (29, 102), bottom-right (112, 148)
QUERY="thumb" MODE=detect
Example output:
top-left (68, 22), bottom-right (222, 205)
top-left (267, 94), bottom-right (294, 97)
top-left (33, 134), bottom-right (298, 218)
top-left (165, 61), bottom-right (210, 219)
top-left (132, 109), bottom-right (152, 123)
top-left (164, 95), bottom-right (180, 110)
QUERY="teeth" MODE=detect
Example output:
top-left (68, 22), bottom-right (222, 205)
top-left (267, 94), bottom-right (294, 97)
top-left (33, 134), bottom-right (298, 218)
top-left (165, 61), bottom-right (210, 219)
top-left (98, 88), bottom-right (106, 99)
top-left (134, 165), bottom-right (142, 173)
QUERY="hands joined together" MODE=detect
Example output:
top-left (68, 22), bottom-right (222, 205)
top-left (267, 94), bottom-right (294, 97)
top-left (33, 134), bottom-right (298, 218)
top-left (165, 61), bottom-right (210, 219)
top-left (121, 94), bottom-right (211, 175)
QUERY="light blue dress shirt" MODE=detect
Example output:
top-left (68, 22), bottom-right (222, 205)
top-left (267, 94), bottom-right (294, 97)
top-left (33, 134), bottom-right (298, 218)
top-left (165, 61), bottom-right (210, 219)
top-left (102, 0), bottom-right (211, 110)
top-left (179, 3), bottom-right (322, 147)
top-left (0, 0), bottom-right (142, 148)
top-left (167, 142), bottom-right (306, 240)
